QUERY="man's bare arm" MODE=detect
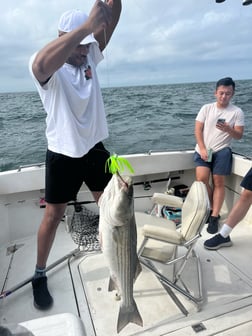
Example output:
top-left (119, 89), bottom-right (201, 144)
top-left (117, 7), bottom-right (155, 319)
top-left (32, 0), bottom-right (113, 85)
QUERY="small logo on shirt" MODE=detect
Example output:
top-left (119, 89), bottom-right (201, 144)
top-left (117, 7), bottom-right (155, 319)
top-left (85, 65), bottom-right (92, 80)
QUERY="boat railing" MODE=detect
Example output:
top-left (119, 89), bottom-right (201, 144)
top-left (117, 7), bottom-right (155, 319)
top-left (147, 149), bottom-right (194, 155)
top-left (17, 162), bottom-right (45, 172)
top-left (232, 151), bottom-right (252, 161)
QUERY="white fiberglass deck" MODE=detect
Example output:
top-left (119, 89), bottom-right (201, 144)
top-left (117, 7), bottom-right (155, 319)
top-left (1, 216), bottom-right (252, 335)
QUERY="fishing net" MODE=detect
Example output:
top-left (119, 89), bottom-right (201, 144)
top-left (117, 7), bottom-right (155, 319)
top-left (68, 203), bottom-right (101, 252)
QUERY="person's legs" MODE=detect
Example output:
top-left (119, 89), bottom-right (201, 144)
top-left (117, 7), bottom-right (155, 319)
top-left (36, 203), bottom-right (67, 268)
top-left (32, 202), bottom-right (67, 310)
top-left (211, 174), bottom-right (225, 217)
top-left (195, 165), bottom-right (216, 230)
top-left (193, 151), bottom-right (213, 207)
top-left (205, 167), bottom-right (252, 250)
top-left (225, 188), bottom-right (252, 229)
top-left (33, 144), bottom-right (111, 309)
top-left (206, 148), bottom-right (232, 234)
top-left (204, 188), bottom-right (252, 250)
top-left (32, 150), bottom-right (84, 309)
top-left (195, 166), bottom-right (212, 203)
top-left (37, 151), bottom-right (84, 267)
top-left (206, 174), bottom-right (225, 234)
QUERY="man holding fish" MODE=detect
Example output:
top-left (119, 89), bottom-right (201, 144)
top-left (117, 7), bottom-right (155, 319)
top-left (29, 0), bottom-right (121, 310)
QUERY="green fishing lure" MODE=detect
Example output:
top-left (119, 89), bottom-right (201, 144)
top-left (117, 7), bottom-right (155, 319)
top-left (105, 154), bottom-right (134, 175)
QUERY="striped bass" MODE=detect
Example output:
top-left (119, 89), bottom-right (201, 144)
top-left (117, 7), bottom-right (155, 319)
top-left (99, 173), bottom-right (143, 333)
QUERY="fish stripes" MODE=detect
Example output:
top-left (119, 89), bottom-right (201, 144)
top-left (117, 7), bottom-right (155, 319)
top-left (99, 174), bottom-right (143, 333)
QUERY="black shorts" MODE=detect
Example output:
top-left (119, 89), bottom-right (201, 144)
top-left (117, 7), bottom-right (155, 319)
top-left (45, 142), bottom-right (112, 203)
top-left (241, 167), bottom-right (252, 191)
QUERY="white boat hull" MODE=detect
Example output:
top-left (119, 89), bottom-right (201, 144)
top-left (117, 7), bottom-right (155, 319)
top-left (1, 150), bottom-right (252, 335)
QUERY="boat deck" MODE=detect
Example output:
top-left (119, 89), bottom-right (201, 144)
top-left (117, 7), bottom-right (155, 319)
top-left (1, 214), bottom-right (252, 335)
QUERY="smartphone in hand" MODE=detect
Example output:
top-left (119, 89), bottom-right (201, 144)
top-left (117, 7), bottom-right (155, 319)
top-left (217, 118), bottom-right (225, 124)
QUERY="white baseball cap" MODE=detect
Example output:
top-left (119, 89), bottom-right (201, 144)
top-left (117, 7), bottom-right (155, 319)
top-left (58, 9), bottom-right (97, 45)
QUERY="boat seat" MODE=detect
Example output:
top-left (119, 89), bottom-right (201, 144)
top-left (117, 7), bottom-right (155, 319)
top-left (19, 313), bottom-right (86, 336)
top-left (137, 181), bottom-right (210, 314)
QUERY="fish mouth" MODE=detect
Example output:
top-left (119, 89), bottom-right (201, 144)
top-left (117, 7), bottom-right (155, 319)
top-left (117, 175), bottom-right (132, 190)
top-left (118, 176), bottom-right (129, 189)
top-left (115, 174), bottom-right (133, 198)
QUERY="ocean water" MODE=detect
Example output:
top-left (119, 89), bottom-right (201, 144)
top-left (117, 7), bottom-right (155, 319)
top-left (0, 80), bottom-right (251, 172)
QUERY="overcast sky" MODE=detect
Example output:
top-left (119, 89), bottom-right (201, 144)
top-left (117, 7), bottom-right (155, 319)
top-left (1, 0), bottom-right (252, 93)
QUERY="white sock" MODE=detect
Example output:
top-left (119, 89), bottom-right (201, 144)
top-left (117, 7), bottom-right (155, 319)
top-left (34, 266), bottom-right (46, 279)
top-left (220, 224), bottom-right (232, 238)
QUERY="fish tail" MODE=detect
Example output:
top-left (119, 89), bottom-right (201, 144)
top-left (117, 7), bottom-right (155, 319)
top-left (117, 300), bottom-right (143, 333)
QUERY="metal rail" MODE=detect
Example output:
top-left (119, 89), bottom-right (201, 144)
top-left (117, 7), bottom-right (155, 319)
top-left (18, 162), bottom-right (45, 172)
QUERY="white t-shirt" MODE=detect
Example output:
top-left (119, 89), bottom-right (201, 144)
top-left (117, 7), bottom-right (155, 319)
top-left (29, 43), bottom-right (108, 158)
top-left (195, 102), bottom-right (244, 153)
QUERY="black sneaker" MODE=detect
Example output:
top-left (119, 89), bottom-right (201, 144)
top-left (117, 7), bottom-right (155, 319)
top-left (207, 216), bottom-right (219, 234)
top-left (204, 234), bottom-right (232, 250)
top-left (32, 276), bottom-right (53, 310)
